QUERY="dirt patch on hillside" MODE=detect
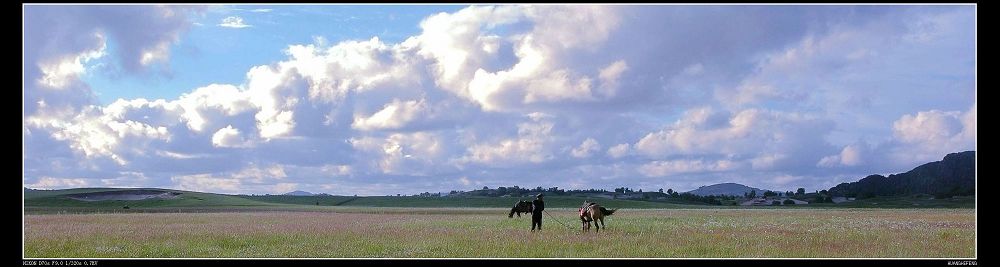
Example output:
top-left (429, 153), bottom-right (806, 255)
top-left (65, 190), bottom-right (181, 201)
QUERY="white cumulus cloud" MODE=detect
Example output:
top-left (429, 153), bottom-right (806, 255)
top-left (353, 98), bottom-right (430, 131)
top-left (219, 16), bottom-right (251, 28)
top-left (22, 5), bottom-right (975, 195)
top-left (638, 159), bottom-right (741, 177)
top-left (607, 143), bottom-right (630, 159)
top-left (571, 138), bottom-right (601, 158)
top-left (212, 125), bottom-right (251, 148)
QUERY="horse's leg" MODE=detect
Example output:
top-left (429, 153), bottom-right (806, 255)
top-left (595, 216), bottom-right (600, 233)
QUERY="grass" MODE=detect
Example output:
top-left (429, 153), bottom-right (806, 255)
top-left (237, 195), bottom-right (359, 206)
top-left (24, 188), bottom-right (975, 214)
top-left (23, 188), bottom-right (707, 214)
top-left (22, 188), bottom-right (976, 219)
top-left (22, 208), bottom-right (975, 258)
top-left (21, 188), bottom-right (977, 257)
top-left (24, 188), bottom-right (295, 214)
top-left (240, 195), bottom-right (705, 208)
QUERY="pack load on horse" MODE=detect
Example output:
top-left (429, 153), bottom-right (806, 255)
top-left (508, 200), bottom-right (534, 218)
top-left (579, 201), bottom-right (617, 232)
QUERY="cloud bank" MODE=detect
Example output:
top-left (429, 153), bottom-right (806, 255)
top-left (23, 5), bottom-right (976, 195)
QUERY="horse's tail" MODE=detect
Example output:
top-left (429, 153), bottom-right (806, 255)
top-left (601, 207), bottom-right (617, 216)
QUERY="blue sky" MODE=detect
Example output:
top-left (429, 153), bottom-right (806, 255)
top-left (83, 5), bottom-right (466, 104)
top-left (23, 5), bottom-right (976, 195)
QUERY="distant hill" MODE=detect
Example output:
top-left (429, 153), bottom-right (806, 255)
top-left (23, 187), bottom-right (704, 213)
top-left (283, 190), bottom-right (315, 196)
top-left (23, 187), bottom-right (285, 213)
top-left (686, 183), bottom-right (772, 197)
top-left (829, 151), bottom-right (975, 199)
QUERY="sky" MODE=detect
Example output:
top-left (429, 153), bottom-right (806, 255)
top-left (23, 4), bottom-right (976, 196)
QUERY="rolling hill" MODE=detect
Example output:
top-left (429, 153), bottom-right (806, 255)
top-left (282, 190), bottom-right (316, 196)
top-left (23, 187), bottom-right (705, 213)
top-left (828, 151), bottom-right (975, 199)
top-left (686, 183), bottom-right (772, 197)
top-left (25, 151), bottom-right (976, 215)
top-left (23, 187), bottom-right (293, 213)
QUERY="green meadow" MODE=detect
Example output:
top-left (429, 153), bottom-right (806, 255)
top-left (23, 188), bottom-right (976, 258)
top-left (23, 209), bottom-right (974, 258)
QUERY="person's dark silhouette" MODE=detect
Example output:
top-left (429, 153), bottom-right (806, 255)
top-left (531, 193), bottom-right (545, 231)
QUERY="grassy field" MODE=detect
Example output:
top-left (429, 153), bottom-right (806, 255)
top-left (22, 188), bottom-right (977, 258)
top-left (24, 188), bottom-right (975, 214)
top-left (239, 195), bottom-right (708, 208)
top-left (23, 188), bottom-right (707, 214)
top-left (24, 188), bottom-right (287, 210)
top-left (23, 208), bottom-right (975, 258)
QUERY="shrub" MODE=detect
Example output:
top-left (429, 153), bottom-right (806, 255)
top-left (783, 199), bottom-right (794, 205)
top-left (772, 200), bottom-right (782, 206)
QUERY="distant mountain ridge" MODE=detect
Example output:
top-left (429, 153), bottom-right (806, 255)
top-left (686, 183), bottom-right (772, 197)
top-left (283, 190), bottom-right (315, 196)
top-left (829, 151), bottom-right (975, 198)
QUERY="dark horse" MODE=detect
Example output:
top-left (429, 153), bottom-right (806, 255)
top-left (579, 201), bottom-right (617, 232)
top-left (508, 200), bottom-right (533, 218)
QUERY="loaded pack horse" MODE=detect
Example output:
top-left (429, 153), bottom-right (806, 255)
top-left (579, 201), bottom-right (617, 232)
top-left (508, 200), bottom-right (533, 218)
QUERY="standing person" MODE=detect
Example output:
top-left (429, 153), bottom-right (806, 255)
top-left (531, 193), bottom-right (545, 231)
